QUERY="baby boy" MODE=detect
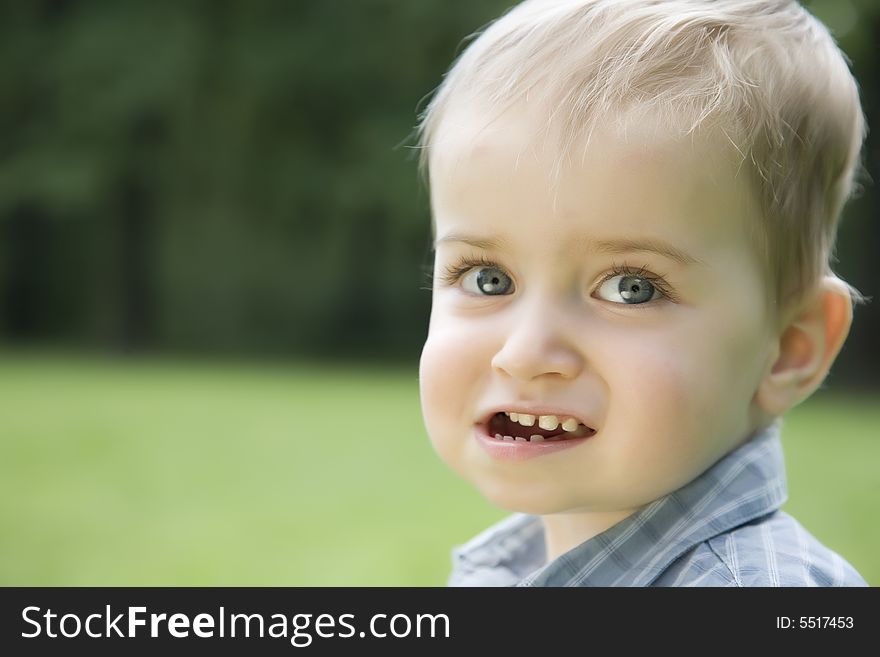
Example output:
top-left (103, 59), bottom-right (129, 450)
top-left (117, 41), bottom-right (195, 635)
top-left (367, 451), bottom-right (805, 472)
top-left (416, 0), bottom-right (868, 586)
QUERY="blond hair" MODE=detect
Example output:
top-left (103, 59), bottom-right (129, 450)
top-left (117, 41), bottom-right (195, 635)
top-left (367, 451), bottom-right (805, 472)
top-left (416, 0), bottom-right (866, 311)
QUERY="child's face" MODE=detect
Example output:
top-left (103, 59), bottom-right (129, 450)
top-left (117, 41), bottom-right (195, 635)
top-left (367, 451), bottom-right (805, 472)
top-left (419, 101), bottom-right (779, 516)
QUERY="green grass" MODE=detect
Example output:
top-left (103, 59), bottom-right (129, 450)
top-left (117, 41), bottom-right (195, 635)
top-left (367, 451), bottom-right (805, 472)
top-left (0, 352), bottom-right (877, 585)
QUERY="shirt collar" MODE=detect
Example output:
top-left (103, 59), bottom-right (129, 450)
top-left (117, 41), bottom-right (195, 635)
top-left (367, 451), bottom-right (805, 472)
top-left (449, 420), bottom-right (788, 587)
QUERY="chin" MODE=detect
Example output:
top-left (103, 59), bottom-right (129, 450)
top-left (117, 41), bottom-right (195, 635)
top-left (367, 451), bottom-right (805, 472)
top-left (473, 480), bottom-right (571, 516)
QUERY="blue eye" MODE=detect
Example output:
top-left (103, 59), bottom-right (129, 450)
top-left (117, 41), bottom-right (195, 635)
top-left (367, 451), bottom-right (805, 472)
top-left (595, 274), bottom-right (660, 304)
top-left (461, 266), bottom-right (514, 296)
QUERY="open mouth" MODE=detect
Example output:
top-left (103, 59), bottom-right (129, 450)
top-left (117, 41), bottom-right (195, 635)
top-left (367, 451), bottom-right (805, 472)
top-left (487, 412), bottom-right (596, 443)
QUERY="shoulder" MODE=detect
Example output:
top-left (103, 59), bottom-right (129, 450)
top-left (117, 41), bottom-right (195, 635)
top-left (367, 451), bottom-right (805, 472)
top-left (656, 511), bottom-right (867, 587)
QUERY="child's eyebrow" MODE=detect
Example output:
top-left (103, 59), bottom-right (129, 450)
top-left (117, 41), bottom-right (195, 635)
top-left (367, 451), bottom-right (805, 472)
top-left (435, 233), bottom-right (704, 267)
top-left (586, 237), bottom-right (705, 267)
top-left (434, 234), bottom-right (506, 251)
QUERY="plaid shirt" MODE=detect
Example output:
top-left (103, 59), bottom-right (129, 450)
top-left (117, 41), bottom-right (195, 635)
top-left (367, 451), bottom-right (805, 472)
top-left (448, 419), bottom-right (867, 586)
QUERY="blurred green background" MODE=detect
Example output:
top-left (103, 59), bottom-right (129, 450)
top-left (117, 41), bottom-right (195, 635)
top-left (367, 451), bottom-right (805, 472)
top-left (0, 0), bottom-right (877, 585)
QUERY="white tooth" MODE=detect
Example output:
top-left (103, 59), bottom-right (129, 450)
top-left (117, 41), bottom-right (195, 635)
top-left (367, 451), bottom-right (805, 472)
top-left (530, 434), bottom-right (545, 442)
top-left (514, 436), bottom-right (527, 442)
top-left (517, 413), bottom-right (536, 427)
top-left (538, 415), bottom-right (559, 430)
top-left (495, 433), bottom-right (503, 440)
top-left (509, 412), bottom-right (519, 421)
top-left (503, 435), bottom-right (515, 441)
top-left (504, 412), bottom-right (510, 417)
top-left (561, 417), bottom-right (579, 432)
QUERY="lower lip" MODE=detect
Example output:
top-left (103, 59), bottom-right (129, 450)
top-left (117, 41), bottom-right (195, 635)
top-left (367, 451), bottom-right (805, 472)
top-left (474, 424), bottom-right (595, 461)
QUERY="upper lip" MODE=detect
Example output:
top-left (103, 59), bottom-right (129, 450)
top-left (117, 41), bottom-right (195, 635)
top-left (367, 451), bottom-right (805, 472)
top-left (479, 405), bottom-right (598, 430)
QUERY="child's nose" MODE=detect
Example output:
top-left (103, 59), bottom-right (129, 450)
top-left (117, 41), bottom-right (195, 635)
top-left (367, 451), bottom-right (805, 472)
top-left (490, 302), bottom-right (585, 383)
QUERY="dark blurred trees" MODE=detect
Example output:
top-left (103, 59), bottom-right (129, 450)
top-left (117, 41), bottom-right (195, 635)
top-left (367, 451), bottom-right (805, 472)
top-left (0, 0), bottom-right (877, 383)
top-left (810, 0), bottom-right (880, 388)
top-left (0, 0), bottom-right (510, 358)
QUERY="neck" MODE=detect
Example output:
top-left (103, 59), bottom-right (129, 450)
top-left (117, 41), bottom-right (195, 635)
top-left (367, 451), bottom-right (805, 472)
top-left (541, 508), bottom-right (643, 562)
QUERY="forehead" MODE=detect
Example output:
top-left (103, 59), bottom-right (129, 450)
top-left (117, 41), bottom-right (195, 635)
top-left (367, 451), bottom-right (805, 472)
top-left (429, 100), bottom-right (758, 256)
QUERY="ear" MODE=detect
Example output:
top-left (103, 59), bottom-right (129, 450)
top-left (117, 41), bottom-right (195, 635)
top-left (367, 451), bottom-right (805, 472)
top-left (755, 276), bottom-right (853, 417)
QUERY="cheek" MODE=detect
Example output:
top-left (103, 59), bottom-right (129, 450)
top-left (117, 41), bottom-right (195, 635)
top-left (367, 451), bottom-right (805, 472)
top-left (601, 316), bottom-right (763, 433)
top-left (419, 321), bottom-right (497, 477)
top-left (595, 335), bottom-right (740, 497)
top-left (418, 321), bottom-right (492, 436)
top-left (603, 342), bottom-right (696, 428)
